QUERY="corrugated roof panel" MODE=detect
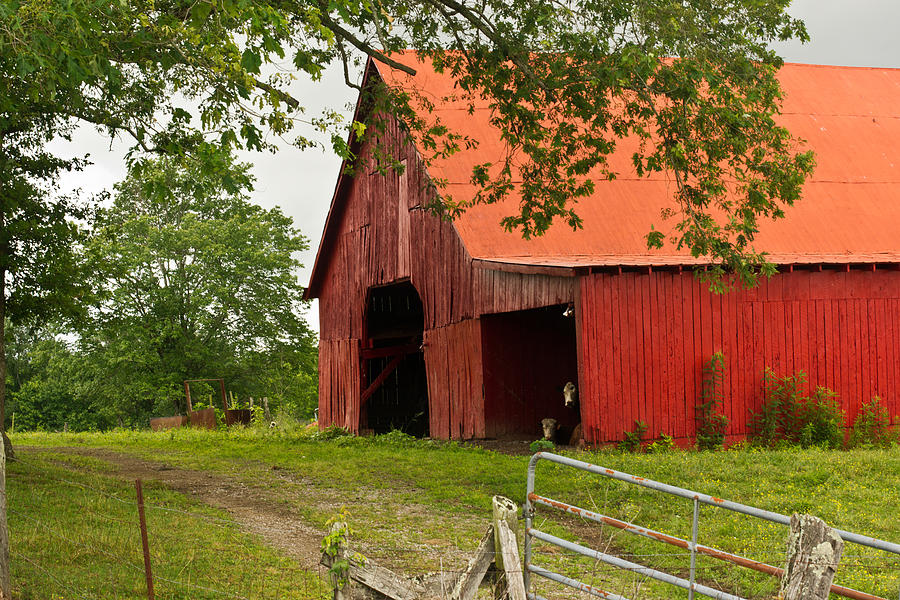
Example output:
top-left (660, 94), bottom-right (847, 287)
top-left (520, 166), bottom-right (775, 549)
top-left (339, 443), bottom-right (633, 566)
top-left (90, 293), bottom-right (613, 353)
top-left (377, 54), bottom-right (900, 266)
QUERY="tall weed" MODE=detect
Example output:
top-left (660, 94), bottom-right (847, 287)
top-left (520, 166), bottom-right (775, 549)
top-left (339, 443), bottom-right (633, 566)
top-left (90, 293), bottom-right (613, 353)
top-left (748, 369), bottom-right (807, 446)
top-left (749, 370), bottom-right (845, 448)
top-left (849, 397), bottom-right (895, 448)
top-left (617, 420), bottom-right (648, 452)
top-left (695, 351), bottom-right (729, 451)
top-left (799, 387), bottom-right (845, 449)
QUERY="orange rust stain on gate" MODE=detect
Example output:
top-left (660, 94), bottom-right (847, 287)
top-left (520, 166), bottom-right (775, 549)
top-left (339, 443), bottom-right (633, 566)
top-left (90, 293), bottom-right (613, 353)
top-left (532, 491), bottom-right (884, 600)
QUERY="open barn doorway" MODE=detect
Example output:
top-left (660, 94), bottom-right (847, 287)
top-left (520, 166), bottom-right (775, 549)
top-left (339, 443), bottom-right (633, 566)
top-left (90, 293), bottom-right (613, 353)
top-left (362, 281), bottom-right (429, 436)
top-left (481, 304), bottom-right (579, 440)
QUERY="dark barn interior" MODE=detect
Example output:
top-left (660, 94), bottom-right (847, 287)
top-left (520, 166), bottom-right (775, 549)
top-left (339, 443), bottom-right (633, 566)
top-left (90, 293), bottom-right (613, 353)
top-left (481, 304), bottom-right (579, 440)
top-left (362, 282), bottom-right (429, 436)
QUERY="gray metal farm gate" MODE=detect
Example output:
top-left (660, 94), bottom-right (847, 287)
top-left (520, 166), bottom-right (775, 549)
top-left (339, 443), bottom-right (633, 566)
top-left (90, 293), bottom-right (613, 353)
top-left (523, 452), bottom-right (900, 600)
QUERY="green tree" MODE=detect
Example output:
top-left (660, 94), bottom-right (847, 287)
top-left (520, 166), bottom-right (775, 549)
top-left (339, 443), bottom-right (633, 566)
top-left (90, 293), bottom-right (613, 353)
top-left (0, 124), bottom-right (90, 454)
top-left (82, 152), bottom-right (316, 424)
top-left (238, 345), bottom-right (319, 419)
top-left (6, 333), bottom-right (110, 432)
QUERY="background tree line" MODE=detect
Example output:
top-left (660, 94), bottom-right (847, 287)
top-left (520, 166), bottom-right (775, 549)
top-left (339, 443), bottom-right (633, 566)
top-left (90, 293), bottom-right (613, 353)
top-left (4, 151), bottom-right (319, 431)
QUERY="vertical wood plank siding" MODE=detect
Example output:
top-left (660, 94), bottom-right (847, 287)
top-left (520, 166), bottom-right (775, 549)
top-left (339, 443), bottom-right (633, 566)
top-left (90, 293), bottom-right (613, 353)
top-left (578, 269), bottom-right (900, 444)
top-left (423, 319), bottom-right (486, 439)
top-left (315, 115), bottom-right (574, 437)
top-left (317, 339), bottom-right (361, 433)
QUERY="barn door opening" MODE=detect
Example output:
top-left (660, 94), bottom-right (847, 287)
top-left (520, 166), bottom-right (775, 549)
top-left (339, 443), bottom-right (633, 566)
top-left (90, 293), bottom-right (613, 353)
top-left (362, 281), bottom-right (429, 436)
top-left (481, 304), bottom-right (579, 440)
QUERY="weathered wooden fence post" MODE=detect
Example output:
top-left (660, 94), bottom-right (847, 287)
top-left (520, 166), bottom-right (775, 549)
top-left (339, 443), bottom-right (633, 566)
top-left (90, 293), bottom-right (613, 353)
top-left (135, 479), bottom-right (155, 600)
top-left (0, 434), bottom-right (10, 600)
top-left (492, 495), bottom-right (525, 600)
top-left (450, 526), bottom-right (495, 600)
top-left (325, 520), bottom-right (349, 600)
top-left (780, 513), bottom-right (843, 600)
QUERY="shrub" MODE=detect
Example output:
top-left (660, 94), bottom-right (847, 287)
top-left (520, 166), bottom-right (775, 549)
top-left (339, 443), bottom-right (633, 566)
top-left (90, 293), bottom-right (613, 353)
top-left (647, 433), bottom-right (676, 454)
top-left (696, 351), bottom-right (729, 451)
top-left (749, 370), bottom-right (847, 449)
top-left (748, 369), bottom-right (807, 447)
top-left (617, 420), bottom-right (648, 452)
top-left (849, 397), bottom-right (895, 448)
top-left (314, 425), bottom-right (352, 440)
top-left (798, 387), bottom-right (845, 449)
top-left (376, 430), bottom-right (420, 447)
top-left (529, 439), bottom-right (556, 453)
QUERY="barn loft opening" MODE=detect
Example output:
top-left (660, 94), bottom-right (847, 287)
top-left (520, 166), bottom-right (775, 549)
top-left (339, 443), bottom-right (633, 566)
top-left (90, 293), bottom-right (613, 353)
top-left (362, 281), bottom-right (429, 437)
top-left (481, 304), bottom-right (579, 440)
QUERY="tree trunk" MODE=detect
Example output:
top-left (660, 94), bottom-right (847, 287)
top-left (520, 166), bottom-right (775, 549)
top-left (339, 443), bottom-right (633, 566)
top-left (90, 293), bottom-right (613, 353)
top-left (780, 513), bottom-right (843, 600)
top-left (0, 263), bottom-right (12, 460)
top-left (0, 433), bottom-right (9, 599)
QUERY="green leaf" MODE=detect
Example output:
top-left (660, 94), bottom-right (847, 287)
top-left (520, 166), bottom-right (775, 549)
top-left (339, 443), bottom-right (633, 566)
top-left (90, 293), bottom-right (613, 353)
top-left (241, 48), bottom-right (263, 74)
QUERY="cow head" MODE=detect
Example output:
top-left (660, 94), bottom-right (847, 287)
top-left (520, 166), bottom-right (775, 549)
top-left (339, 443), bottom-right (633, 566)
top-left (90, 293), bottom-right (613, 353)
top-left (563, 381), bottom-right (577, 407)
top-left (541, 418), bottom-right (558, 440)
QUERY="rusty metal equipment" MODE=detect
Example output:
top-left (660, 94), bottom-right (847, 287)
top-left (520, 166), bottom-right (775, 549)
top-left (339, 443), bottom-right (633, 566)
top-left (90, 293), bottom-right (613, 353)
top-left (149, 416), bottom-right (189, 431)
top-left (224, 409), bottom-right (251, 426)
top-left (183, 378), bottom-right (227, 412)
top-left (183, 378), bottom-right (227, 430)
top-left (184, 378), bottom-right (253, 428)
top-left (523, 452), bottom-right (900, 600)
top-left (150, 379), bottom-right (252, 431)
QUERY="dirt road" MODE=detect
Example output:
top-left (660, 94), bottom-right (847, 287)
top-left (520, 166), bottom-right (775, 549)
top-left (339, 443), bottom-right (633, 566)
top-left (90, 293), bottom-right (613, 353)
top-left (24, 446), bottom-right (328, 570)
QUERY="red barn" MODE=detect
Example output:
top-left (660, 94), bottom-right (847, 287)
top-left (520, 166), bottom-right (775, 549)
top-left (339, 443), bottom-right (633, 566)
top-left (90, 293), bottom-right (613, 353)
top-left (305, 55), bottom-right (900, 444)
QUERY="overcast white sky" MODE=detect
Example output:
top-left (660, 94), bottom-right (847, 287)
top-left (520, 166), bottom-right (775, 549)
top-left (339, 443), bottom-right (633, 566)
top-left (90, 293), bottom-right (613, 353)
top-left (50, 0), bottom-right (900, 334)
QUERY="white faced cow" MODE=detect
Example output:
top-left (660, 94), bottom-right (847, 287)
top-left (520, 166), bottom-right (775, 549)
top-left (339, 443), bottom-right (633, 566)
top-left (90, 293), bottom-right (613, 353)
top-left (563, 381), bottom-right (577, 408)
top-left (564, 381), bottom-right (583, 446)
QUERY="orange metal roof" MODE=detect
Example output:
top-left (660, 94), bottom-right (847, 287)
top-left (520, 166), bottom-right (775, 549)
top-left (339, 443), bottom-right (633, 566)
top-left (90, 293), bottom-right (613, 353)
top-left (376, 54), bottom-right (900, 268)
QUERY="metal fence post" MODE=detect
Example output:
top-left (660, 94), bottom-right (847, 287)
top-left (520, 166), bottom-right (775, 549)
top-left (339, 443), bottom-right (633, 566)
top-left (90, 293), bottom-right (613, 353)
top-left (689, 497), bottom-right (700, 600)
top-left (524, 453), bottom-right (539, 594)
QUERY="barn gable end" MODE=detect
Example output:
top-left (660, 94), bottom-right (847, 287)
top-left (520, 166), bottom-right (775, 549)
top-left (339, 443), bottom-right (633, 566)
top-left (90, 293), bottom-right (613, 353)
top-left (308, 64), bottom-right (576, 439)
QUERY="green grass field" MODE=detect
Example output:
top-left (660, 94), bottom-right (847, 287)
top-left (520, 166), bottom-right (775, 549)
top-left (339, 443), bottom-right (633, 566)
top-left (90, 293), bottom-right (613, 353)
top-left (8, 428), bottom-right (900, 599)
top-left (8, 448), bottom-right (329, 600)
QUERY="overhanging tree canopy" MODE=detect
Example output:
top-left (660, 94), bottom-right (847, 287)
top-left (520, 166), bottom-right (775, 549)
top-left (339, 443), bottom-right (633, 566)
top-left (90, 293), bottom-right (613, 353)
top-left (2, 0), bottom-right (812, 279)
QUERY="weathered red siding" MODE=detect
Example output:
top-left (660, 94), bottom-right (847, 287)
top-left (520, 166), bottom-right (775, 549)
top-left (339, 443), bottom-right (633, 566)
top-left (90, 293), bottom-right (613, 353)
top-left (476, 270), bottom-right (575, 315)
top-left (423, 319), bottom-right (485, 439)
top-left (578, 268), bottom-right (900, 444)
top-left (314, 113), bottom-right (577, 438)
top-left (318, 339), bottom-right (361, 433)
